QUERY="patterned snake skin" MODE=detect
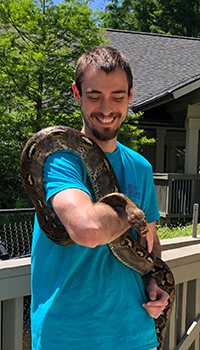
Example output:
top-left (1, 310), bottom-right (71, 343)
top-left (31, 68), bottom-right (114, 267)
top-left (20, 126), bottom-right (175, 350)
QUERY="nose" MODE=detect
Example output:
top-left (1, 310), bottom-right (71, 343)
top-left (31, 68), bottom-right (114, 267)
top-left (99, 98), bottom-right (113, 116)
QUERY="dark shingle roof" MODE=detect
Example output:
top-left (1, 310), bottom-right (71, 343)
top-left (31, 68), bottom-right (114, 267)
top-left (104, 29), bottom-right (200, 111)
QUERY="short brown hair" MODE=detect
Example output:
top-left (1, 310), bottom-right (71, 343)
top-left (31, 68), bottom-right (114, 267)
top-left (75, 46), bottom-right (133, 96)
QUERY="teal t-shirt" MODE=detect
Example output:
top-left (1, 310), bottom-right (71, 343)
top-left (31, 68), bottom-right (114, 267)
top-left (31, 141), bottom-right (160, 350)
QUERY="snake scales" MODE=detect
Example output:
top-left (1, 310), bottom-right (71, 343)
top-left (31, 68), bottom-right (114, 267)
top-left (20, 125), bottom-right (175, 350)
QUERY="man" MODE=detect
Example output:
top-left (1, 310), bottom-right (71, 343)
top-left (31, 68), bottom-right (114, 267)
top-left (31, 46), bottom-right (169, 350)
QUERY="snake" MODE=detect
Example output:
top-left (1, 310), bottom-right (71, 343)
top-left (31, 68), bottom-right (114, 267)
top-left (20, 125), bottom-right (175, 350)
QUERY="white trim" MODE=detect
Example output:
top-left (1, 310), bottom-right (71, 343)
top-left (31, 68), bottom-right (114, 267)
top-left (172, 80), bottom-right (200, 99)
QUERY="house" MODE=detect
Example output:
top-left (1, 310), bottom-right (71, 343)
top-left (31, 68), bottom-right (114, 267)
top-left (104, 29), bottom-right (200, 221)
top-left (104, 29), bottom-right (200, 174)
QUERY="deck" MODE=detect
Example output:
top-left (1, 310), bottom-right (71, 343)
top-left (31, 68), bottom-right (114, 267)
top-left (154, 173), bottom-right (200, 224)
top-left (0, 236), bottom-right (200, 350)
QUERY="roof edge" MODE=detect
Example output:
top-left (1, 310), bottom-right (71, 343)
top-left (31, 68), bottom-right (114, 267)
top-left (131, 93), bottom-right (174, 112)
top-left (103, 28), bottom-right (200, 42)
top-left (132, 78), bottom-right (200, 112)
top-left (173, 79), bottom-right (200, 99)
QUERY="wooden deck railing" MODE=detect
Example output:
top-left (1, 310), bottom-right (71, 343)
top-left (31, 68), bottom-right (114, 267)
top-left (162, 236), bottom-right (200, 350)
top-left (0, 236), bottom-right (200, 350)
top-left (0, 257), bottom-right (31, 350)
top-left (154, 173), bottom-right (200, 223)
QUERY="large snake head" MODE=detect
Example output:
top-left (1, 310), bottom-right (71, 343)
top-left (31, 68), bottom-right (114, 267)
top-left (99, 193), bottom-right (149, 237)
top-left (125, 203), bottom-right (149, 237)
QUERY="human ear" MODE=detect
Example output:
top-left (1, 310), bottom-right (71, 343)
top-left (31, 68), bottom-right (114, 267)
top-left (128, 87), bottom-right (133, 103)
top-left (72, 82), bottom-right (81, 104)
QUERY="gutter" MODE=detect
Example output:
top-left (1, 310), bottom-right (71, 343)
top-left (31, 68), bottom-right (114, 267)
top-left (132, 77), bottom-right (200, 113)
top-left (131, 93), bottom-right (174, 112)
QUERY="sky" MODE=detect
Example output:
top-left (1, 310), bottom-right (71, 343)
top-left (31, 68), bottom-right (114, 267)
top-left (52, 0), bottom-right (110, 12)
top-left (89, 0), bottom-right (109, 11)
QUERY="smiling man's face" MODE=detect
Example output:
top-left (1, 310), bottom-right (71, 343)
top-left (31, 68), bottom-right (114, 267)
top-left (74, 66), bottom-right (133, 142)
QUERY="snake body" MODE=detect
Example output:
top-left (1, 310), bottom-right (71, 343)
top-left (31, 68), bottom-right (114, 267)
top-left (20, 125), bottom-right (175, 350)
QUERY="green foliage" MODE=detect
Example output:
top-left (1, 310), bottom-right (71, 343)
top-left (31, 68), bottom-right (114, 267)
top-left (0, 0), bottom-right (104, 126)
top-left (99, 0), bottom-right (200, 37)
top-left (118, 112), bottom-right (155, 151)
top-left (99, 0), bottom-right (134, 30)
top-left (0, 0), bottom-right (157, 209)
top-left (0, 0), bottom-right (104, 208)
top-left (157, 222), bottom-right (200, 239)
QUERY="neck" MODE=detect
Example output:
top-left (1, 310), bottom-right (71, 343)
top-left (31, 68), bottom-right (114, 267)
top-left (81, 126), bottom-right (117, 153)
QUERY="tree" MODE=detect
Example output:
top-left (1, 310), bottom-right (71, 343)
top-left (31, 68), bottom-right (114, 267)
top-left (0, 0), bottom-right (155, 209)
top-left (98, 0), bottom-right (134, 29)
top-left (118, 112), bottom-right (155, 151)
top-left (100, 0), bottom-right (200, 37)
top-left (0, 0), bottom-right (104, 208)
top-left (0, 0), bottom-right (104, 127)
top-left (150, 0), bottom-right (200, 37)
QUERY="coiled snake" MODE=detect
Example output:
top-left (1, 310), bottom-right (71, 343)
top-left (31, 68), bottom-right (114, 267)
top-left (20, 125), bottom-right (175, 350)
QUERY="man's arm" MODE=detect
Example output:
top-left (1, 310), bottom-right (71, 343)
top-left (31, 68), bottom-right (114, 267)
top-left (52, 186), bottom-right (168, 317)
top-left (51, 187), bottom-right (131, 248)
top-left (141, 222), bottom-right (169, 318)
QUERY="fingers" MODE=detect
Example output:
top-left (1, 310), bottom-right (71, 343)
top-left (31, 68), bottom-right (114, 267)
top-left (143, 283), bottom-right (169, 319)
top-left (142, 296), bottom-right (169, 319)
top-left (137, 228), bottom-right (153, 253)
top-left (145, 228), bottom-right (153, 253)
top-left (142, 302), bottom-right (166, 319)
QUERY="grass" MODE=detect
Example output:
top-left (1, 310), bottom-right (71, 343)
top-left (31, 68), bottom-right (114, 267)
top-left (156, 222), bottom-right (200, 240)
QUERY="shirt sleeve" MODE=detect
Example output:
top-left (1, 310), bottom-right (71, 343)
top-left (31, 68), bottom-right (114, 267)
top-left (43, 150), bottom-right (92, 207)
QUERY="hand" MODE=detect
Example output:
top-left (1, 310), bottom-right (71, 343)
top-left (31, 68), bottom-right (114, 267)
top-left (137, 222), bottom-right (161, 258)
top-left (137, 224), bottom-right (153, 253)
top-left (142, 282), bottom-right (169, 319)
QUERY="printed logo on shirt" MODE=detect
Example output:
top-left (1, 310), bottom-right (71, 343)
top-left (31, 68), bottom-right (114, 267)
top-left (124, 184), bottom-right (141, 200)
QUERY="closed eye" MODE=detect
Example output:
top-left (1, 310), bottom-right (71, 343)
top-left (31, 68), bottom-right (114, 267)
top-left (88, 95), bottom-right (100, 101)
top-left (113, 96), bottom-right (124, 101)
top-left (86, 91), bottom-right (101, 101)
top-left (112, 95), bottom-right (125, 102)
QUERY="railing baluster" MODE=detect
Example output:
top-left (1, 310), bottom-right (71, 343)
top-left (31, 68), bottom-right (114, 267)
top-left (186, 180), bottom-right (191, 215)
top-left (180, 180), bottom-right (182, 214)
top-left (194, 278), bottom-right (200, 350)
top-left (194, 332), bottom-right (199, 350)
top-left (196, 278), bottom-right (200, 317)
top-left (169, 294), bottom-right (177, 350)
top-left (181, 282), bottom-right (187, 339)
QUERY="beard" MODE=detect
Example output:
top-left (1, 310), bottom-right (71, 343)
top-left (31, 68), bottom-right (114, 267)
top-left (82, 111), bottom-right (122, 141)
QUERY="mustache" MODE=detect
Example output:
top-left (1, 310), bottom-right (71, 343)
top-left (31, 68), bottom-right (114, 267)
top-left (91, 112), bottom-right (121, 119)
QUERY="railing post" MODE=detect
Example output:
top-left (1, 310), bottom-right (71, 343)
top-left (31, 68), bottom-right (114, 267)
top-left (2, 297), bottom-right (23, 350)
top-left (192, 203), bottom-right (199, 238)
